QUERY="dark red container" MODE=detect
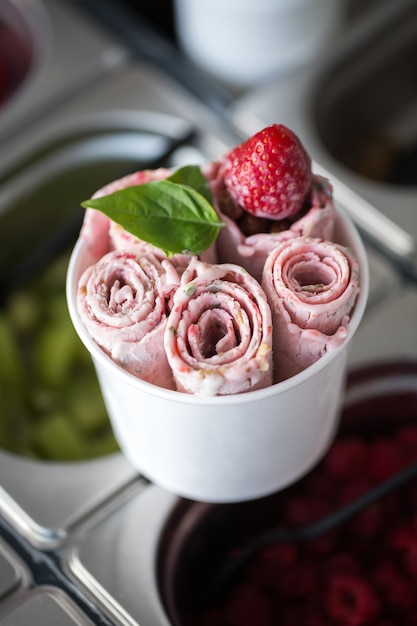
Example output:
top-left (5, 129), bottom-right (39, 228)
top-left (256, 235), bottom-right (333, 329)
top-left (157, 361), bottom-right (417, 626)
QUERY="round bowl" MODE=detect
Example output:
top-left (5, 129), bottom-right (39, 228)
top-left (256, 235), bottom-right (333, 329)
top-left (66, 208), bottom-right (368, 502)
top-left (157, 360), bottom-right (417, 625)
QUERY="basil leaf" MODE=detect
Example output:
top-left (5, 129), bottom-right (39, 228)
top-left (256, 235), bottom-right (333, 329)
top-left (81, 178), bottom-right (223, 256)
top-left (167, 165), bottom-right (212, 203)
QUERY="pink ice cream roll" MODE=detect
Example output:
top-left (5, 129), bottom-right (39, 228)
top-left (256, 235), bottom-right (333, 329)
top-left (164, 257), bottom-right (273, 396)
top-left (212, 175), bottom-right (336, 282)
top-left (262, 236), bottom-right (360, 382)
top-left (77, 250), bottom-right (179, 389)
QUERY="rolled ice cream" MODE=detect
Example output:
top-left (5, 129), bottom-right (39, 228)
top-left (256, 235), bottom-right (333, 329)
top-left (210, 172), bottom-right (337, 282)
top-left (74, 124), bottom-right (363, 395)
top-left (77, 250), bottom-right (179, 389)
top-left (262, 236), bottom-right (360, 381)
top-left (164, 258), bottom-right (273, 396)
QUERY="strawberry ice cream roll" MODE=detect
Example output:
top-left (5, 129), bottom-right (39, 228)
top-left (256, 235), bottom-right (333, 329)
top-left (213, 175), bottom-right (336, 282)
top-left (80, 168), bottom-right (172, 259)
top-left (262, 237), bottom-right (360, 382)
top-left (77, 250), bottom-right (179, 389)
top-left (164, 258), bottom-right (273, 396)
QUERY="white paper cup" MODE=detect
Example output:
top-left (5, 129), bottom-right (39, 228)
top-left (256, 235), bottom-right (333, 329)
top-left (66, 209), bottom-right (368, 502)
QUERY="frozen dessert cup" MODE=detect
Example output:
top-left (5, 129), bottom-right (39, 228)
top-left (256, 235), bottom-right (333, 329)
top-left (66, 206), bottom-right (368, 503)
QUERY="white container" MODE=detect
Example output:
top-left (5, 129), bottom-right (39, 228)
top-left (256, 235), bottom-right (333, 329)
top-left (66, 209), bottom-right (368, 503)
top-left (173, 0), bottom-right (344, 89)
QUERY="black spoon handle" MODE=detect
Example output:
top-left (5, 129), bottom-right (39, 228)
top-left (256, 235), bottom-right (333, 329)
top-left (205, 459), bottom-right (417, 599)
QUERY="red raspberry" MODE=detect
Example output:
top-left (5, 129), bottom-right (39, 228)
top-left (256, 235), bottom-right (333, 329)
top-left (325, 573), bottom-right (380, 625)
top-left (223, 124), bottom-right (312, 220)
top-left (324, 438), bottom-right (368, 482)
top-left (283, 494), bottom-right (332, 526)
top-left (368, 438), bottom-right (403, 484)
top-left (304, 469), bottom-right (336, 500)
top-left (338, 479), bottom-right (372, 506)
top-left (351, 504), bottom-right (383, 539)
top-left (246, 543), bottom-right (298, 589)
top-left (277, 560), bottom-right (318, 597)
top-left (403, 484), bottom-right (417, 512)
top-left (337, 480), bottom-right (383, 539)
top-left (374, 560), bottom-right (416, 612)
top-left (298, 604), bottom-right (328, 626)
top-left (325, 553), bottom-right (359, 577)
top-left (395, 425), bottom-right (417, 464)
top-left (275, 606), bottom-right (299, 626)
top-left (222, 582), bottom-right (274, 626)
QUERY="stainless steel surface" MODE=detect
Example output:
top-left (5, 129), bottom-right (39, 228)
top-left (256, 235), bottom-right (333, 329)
top-left (0, 0), bottom-right (416, 624)
top-left (0, 453), bottom-right (137, 549)
top-left (349, 286), bottom-right (417, 368)
top-left (0, 110), bottom-right (193, 287)
top-left (0, 539), bottom-right (30, 618)
top-left (65, 486), bottom-right (175, 626)
top-left (0, 587), bottom-right (94, 625)
top-left (0, 62), bottom-right (236, 173)
top-left (0, 545), bottom-right (22, 601)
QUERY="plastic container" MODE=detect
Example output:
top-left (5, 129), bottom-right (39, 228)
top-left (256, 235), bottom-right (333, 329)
top-left (158, 361), bottom-right (417, 626)
top-left (173, 0), bottom-right (343, 89)
top-left (66, 207), bottom-right (368, 503)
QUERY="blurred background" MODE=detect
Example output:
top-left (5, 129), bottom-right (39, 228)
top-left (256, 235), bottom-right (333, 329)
top-left (0, 0), bottom-right (417, 624)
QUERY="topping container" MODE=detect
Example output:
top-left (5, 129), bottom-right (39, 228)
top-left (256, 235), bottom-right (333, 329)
top-left (157, 362), bottom-right (417, 625)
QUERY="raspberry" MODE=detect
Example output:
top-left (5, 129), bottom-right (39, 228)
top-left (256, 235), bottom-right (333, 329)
top-left (247, 543), bottom-right (298, 589)
top-left (275, 606), bottom-right (299, 626)
top-left (304, 469), bottom-right (336, 500)
top-left (324, 438), bottom-right (367, 482)
top-left (351, 504), bottom-right (383, 539)
top-left (338, 479), bottom-right (372, 506)
top-left (368, 438), bottom-right (403, 484)
top-left (390, 525), bottom-right (417, 578)
top-left (283, 494), bottom-right (332, 526)
top-left (277, 561), bottom-right (318, 597)
top-left (223, 124), bottom-right (312, 220)
top-left (337, 480), bottom-right (383, 539)
top-left (404, 483), bottom-right (417, 512)
top-left (325, 553), bottom-right (359, 577)
top-left (222, 582), bottom-right (273, 626)
top-left (308, 532), bottom-right (338, 556)
top-left (325, 573), bottom-right (380, 625)
top-left (298, 604), bottom-right (328, 626)
top-left (374, 560), bottom-right (416, 612)
top-left (395, 425), bottom-right (417, 464)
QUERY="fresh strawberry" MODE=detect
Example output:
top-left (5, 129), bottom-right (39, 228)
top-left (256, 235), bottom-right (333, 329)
top-left (223, 124), bottom-right (312, 220)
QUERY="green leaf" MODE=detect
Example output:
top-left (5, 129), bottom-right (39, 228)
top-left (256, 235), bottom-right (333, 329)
top-left (166, 165), bottom-right (212, 203)
top-left (81, 166), bottom-right (224, 256)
